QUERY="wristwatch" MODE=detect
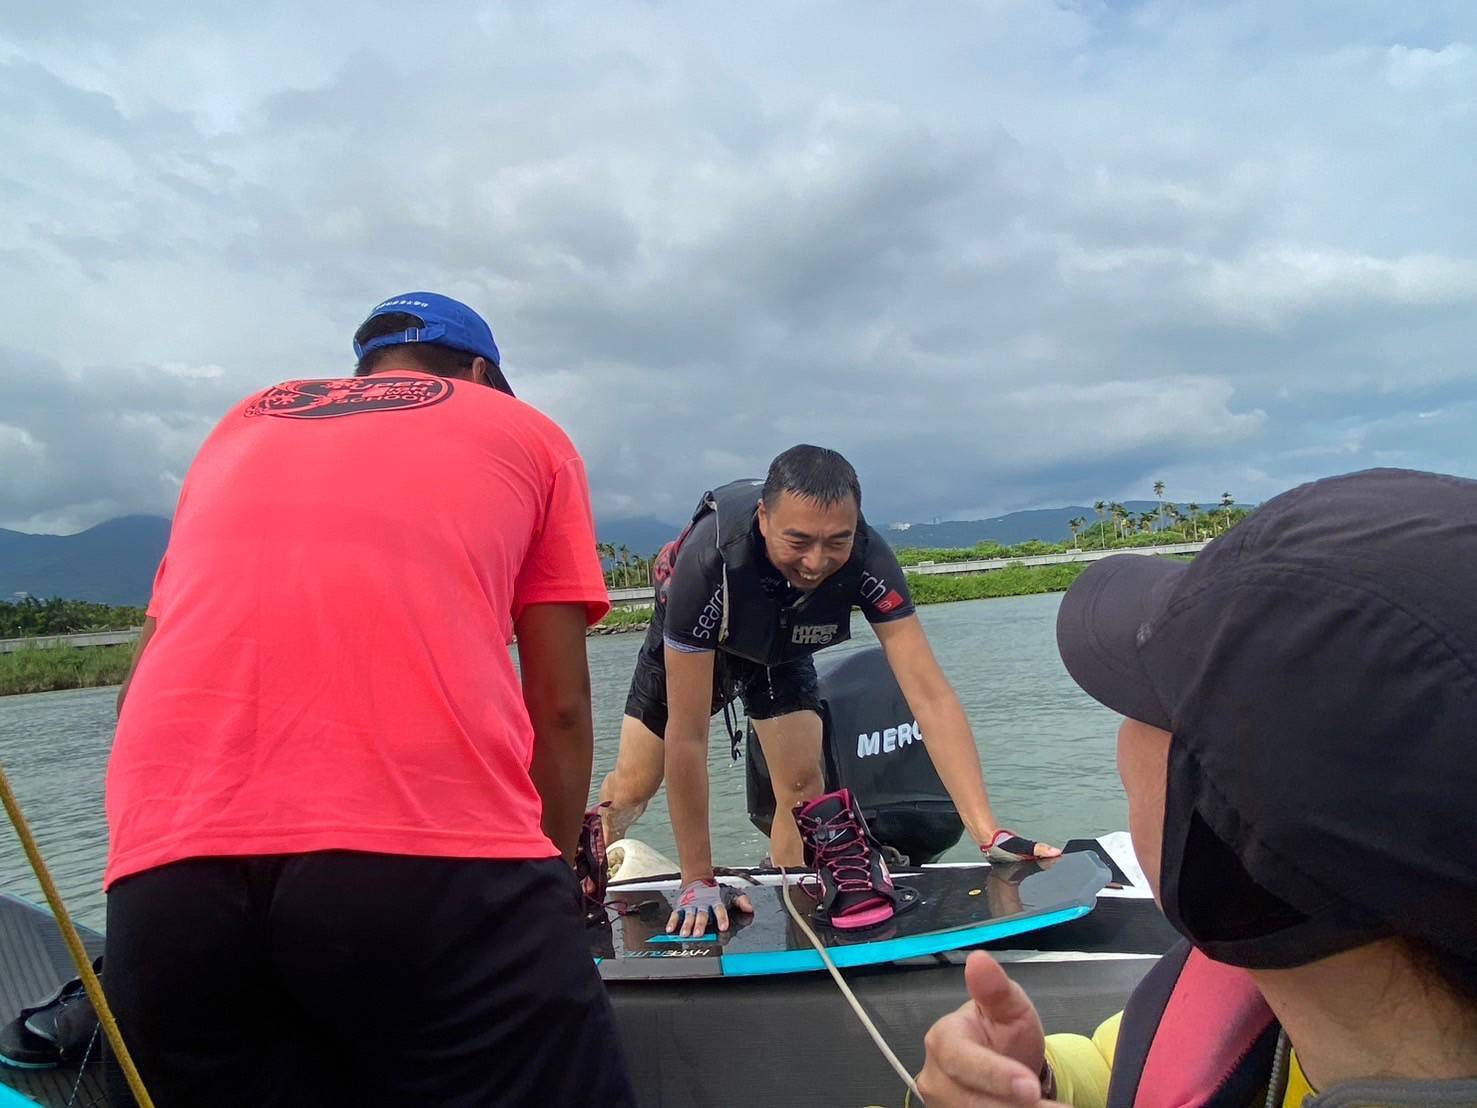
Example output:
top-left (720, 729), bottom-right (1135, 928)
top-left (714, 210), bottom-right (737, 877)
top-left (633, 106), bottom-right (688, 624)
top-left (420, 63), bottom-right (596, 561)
top-left (1039, 1057), bottom-right (1057, 1101)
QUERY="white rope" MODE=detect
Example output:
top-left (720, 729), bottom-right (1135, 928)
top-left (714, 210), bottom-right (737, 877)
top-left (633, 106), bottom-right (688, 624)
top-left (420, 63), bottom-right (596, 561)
top-left (778, 867), bottom-right (924, 1105)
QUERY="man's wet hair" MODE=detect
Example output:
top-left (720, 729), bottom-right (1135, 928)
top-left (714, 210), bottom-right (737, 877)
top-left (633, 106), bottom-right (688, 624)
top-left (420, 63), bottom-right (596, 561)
top-left (762, 445), bottom-right (861, 511)
top-left (354, 312), bottom-right (480, 378)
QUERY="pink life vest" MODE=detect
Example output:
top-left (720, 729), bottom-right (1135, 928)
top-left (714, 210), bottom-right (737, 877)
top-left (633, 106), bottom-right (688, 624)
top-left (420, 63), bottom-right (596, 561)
top-left (1105, 940), bottom-right (1280, 1108)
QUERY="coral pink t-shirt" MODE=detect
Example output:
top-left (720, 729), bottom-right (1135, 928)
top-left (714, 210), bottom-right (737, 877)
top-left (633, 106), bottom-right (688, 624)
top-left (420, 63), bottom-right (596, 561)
top-left (105, 372), bottom-right (610, 888)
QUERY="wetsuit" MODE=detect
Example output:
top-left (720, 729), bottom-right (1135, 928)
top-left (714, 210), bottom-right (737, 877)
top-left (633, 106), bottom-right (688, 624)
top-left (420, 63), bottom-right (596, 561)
top-left (624, 479), bottom-right (916, 739)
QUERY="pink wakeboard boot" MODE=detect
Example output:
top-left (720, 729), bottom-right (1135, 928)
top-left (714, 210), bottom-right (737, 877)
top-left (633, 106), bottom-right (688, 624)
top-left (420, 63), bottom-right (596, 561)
top-left (792, 789), bottom-right (913, 931)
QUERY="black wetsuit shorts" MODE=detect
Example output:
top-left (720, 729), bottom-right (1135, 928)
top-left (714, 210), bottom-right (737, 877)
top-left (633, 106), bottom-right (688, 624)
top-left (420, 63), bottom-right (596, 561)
top-left (623, 599), bottom-right (821, 738)
top-left (103, 853), bottom-right (635, 1108)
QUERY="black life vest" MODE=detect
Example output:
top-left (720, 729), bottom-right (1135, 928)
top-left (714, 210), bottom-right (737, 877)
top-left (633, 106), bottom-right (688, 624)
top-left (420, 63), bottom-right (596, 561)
top-left (668, 479), bottom-right (867, 667)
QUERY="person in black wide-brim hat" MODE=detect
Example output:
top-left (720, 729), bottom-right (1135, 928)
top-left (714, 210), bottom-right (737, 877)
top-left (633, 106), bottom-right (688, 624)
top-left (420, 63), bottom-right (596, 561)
top-left (915, 467), bottom-right (1477, 1108)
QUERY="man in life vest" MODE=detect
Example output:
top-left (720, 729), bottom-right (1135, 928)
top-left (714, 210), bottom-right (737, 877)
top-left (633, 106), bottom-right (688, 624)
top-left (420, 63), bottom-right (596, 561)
top-left (598, 444), bottom-right (1058, 938)
top-left (915, 468), bottom-right (1477, 1107)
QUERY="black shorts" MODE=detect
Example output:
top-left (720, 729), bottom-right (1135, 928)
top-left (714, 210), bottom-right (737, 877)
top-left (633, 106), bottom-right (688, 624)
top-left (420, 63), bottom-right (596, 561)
top-left (103, 853), bottom-right (635, 1108)
top-left (624, 604), bottom-right (822, 738)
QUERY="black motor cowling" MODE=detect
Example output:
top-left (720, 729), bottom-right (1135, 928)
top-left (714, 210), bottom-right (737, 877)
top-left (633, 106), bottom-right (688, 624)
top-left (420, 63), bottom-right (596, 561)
top-left (745, 645), bottom-right (964, 864)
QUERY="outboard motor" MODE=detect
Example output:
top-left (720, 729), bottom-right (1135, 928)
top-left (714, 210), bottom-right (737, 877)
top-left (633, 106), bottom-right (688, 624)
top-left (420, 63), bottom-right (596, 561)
top-left (746, 645), bottom-right (964, 864)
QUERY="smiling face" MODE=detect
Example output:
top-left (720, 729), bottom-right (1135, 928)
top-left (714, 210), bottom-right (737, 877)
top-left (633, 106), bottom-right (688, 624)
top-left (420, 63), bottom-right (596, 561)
top-left (756, 489), bottom-right (859, 590)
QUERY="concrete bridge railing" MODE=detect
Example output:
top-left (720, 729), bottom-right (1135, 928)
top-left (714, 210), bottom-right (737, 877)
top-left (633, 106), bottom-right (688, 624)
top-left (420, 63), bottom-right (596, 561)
top-left (0, 629), bottom-right (142, 654)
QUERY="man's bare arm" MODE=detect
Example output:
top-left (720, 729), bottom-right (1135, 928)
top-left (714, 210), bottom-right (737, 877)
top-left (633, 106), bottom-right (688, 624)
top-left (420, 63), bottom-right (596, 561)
top-left (662, 645), bottom-right (718, 883)
top-left (115, 615), bottom-right (157, 717)
top-left (517, 603), bottom-right (597, 863)
top-left (872, 614), bottom-right (1001, 844)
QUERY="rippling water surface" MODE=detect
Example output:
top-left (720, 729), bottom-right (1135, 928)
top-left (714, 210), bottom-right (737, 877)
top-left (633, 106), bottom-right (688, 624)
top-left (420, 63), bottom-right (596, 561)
top-left (0, 593), bottom-right (1125, 930)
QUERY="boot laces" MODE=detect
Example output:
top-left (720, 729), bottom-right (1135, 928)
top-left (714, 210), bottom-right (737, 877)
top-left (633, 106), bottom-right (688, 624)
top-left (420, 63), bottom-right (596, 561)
top-left (800, 807), bottom-right (878, 894)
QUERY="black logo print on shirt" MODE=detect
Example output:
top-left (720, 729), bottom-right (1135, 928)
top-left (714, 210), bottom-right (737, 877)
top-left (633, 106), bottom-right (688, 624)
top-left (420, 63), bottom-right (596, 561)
top-left (244, 376), bottom-right (453, 420)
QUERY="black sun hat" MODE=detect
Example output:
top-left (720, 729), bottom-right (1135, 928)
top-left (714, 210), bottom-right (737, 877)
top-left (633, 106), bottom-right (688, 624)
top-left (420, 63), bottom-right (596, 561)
top-left (1056, 468), bottom-right (1477, 969)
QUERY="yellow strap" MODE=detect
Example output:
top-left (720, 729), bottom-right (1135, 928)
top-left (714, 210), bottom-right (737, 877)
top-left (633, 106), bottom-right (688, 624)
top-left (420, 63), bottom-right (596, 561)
top-left (0, 760), bottom-right (155, 1108)
top-left (1284, 1048), bottom-right (1316, 1107)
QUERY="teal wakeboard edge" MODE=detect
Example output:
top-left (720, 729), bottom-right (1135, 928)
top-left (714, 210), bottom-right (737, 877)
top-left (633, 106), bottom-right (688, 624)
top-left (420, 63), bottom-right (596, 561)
top-left (719, 903), bottom-right (1092, 977)
top-left (592, 851), bottom-right (1111, 980)
top-left (0, 1085), bottom-right (39, 1106)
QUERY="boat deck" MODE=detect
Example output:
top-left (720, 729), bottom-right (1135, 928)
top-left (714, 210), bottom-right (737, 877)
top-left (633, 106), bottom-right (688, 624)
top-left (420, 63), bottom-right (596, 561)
top-left (0, 894), bottom-right (107, 1107)
top-left (1, 887), bottom-right (1176, 1106)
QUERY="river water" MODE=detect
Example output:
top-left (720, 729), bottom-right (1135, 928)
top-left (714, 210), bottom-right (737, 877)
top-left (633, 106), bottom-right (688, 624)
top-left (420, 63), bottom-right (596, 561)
top-left (0, 593), bottom-right (1125, 931)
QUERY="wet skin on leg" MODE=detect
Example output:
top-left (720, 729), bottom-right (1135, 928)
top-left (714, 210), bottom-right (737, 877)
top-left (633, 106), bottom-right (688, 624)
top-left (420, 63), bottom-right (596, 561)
top-left (598, 714), bottom-right (666, 846)
top-left (751, 709), bottom-right (825, 867)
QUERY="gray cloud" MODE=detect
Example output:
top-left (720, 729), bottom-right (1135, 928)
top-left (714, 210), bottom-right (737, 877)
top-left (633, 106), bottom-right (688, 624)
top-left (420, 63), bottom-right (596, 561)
top-left (0, 347), bottom-right (243, 532)
top-left (2, 1), bottom-right (1475, 534)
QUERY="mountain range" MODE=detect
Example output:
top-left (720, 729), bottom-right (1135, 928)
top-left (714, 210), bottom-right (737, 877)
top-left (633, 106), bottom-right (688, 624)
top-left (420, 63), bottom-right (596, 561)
top-left (0, 517), bottom-right (173, 607)
top-left (1, 501), bottom-right (1190, 607)
top-left (878, 500), bottom-right (1171, 549)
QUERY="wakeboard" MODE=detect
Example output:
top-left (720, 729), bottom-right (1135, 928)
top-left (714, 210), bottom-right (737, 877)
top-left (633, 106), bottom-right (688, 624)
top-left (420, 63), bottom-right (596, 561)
top-left (589, 849), bottom-right (1109, 980)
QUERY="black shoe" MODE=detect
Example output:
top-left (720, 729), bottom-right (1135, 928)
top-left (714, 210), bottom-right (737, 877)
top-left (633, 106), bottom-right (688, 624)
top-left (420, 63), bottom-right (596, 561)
top-left (0, 1014), bottom-right (60, 1070)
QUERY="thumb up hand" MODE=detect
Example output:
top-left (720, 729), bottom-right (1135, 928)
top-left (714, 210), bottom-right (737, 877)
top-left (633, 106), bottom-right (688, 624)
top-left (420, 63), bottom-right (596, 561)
top-left (915, 951), bottom-right (1060, 1107)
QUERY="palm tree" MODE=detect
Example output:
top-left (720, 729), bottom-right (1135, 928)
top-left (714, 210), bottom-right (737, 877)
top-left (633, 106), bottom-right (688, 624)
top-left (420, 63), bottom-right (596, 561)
top-left (1067, 517), bottom-right (1085, 548)
top-left (1186, 503), bottom-right (1201, 541)
top-left (1110, 502), bottom-right (1127, 541)
top-left (1153, 480), bottom-right (1166, 532)
top-left (1093, 500), bottom-right (1107, 548)
top-left (1139, 511), bottom-right (1156, 534)
top-left (618, 544), bottom-right (632, 587)
top-left (1220, 492), bottom-right (1235, 534)
top-left (596, 541), bottom-right (615, 586)
top-left (1163, 503), bottom-right (1182, 539)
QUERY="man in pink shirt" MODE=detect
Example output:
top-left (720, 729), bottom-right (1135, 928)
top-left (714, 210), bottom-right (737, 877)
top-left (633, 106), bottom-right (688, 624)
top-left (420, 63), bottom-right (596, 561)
top-left (105, 293), bottom-right (634, 1107)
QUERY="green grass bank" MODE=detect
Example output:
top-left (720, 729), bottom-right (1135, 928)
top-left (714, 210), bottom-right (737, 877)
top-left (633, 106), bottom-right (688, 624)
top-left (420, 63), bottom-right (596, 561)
top-left (590, 562), bottom-right (1095, 640)
top-left (905, 562), bottom-right (1089, 604)
top-left (0, 643), bottom-right (136, 697)
top-left (0, 560), bottom-right (1146, 695)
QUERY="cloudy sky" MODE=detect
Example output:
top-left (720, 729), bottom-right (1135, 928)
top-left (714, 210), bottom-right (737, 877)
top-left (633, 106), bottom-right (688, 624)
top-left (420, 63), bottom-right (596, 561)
top-left (3, 1), bottom-right (1475, 533)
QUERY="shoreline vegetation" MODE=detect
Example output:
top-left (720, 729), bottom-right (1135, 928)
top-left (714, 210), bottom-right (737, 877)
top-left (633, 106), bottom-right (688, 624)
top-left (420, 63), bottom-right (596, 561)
top-left (3, 482), bottom-right (1244, 696)
top-left (595, 488), bottom-right (1250, 589)
top-left (0, 557), bottom-right (1155, 696)
top-left (0, 642), bottom-right (136, 698)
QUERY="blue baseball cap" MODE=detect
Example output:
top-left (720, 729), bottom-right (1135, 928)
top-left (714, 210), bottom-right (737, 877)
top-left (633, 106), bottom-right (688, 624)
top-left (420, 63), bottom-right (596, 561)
top-left (352, 292), bottom-right (512, 395)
